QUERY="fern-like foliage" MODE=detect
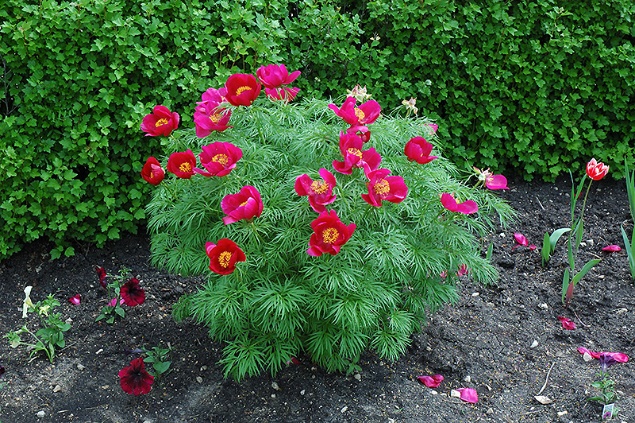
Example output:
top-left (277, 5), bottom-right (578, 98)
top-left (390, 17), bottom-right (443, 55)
top-left (146, 96), bottom-right (514, 380)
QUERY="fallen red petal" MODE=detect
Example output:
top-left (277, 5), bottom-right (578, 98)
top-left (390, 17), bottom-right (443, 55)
top-left (417, 374), bottom-right (444, 388)
top-left (557, 316), bottom-right (576, 330)
top-left (602, 244), bottom-right (622, 252)
top-left (68, 294), bottom-right (81, 305)
top-left (454, 387), bottom-right (478, 403)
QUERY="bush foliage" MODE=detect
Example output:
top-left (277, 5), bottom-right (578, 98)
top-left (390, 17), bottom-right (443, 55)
top-left (1, 0), bottom-right (633, 258)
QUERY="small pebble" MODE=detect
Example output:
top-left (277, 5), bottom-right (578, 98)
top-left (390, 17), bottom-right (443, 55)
top-left (557, 410), bottom-right (568, 416)
top-left (471, 292), bottom-right (480, 297)
top-left (77, 364), bottom-right (85, 371)
top-left (300, 390), bottom-right (305, 395)
top-left (530, 340), bottom-right (539, 348)
top-left (196, 376), bottom-right (203, 383)
top-left (538, 303), bottom-right (548, 310)
top-left (464, 375), bottom-right (471, 383)
top-left (272, 381), bottom-right (280, 391)
top-left (271, 394), bottom-right (276, 398)
top-left (487, 408), bottom-right (494, 414)
top-left (95, 348), bottom-right (103, 355)
top-left (354, 373), bottom-right (361, 381)
top-left (587, 239), bottom-right (594, 246)
top-left (36, 411), bottom-right (45, 418)
top-left (340, 406), bottom-right (348, 413)
top-left (499, 233), bottom-right (505, 238)
top-left (53, 385), bottom-right (62, 393)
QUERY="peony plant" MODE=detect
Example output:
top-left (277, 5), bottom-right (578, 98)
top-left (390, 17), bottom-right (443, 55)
top-left (142, 65), bottom-right (513, 380)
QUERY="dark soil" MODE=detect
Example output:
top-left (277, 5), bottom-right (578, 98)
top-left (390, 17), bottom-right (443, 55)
top-left (1, 177), bottom-right (634, 423)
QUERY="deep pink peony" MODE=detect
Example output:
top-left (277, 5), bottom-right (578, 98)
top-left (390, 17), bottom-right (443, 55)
top-left (332, 131), bottom-right (381, 176)
top-left (361, 168), bottom-right (408, 207)
top-left (194, 142), bottom-right (242, 177)
top-left (328, 97), bottom-right (381, 126)
top-left (141, 105), bottom-right (180, 137)
top-left (141, 156), bottom-right (165, 186)
top-left (256, 64), bottom-right (301, 88)
top-left (224, 73), bottom-right (261, 106)
top-left (119, 357), bottom-right (154, 396)
top-left (295, 168), bottom-right (337, 213)
top-left (307, 210), bottom-right (356, 257)
top-left (221, 185), bottom-right (264, 225)
top-left (167, 150), bottom-right (197, 179)
top-left (440, 193), bottom-right (478, 215)
top-left (404, 136), bottom-right (437, 165)
top-left (347, 125), bottom-right (371, 143)
top-left (205, 238), bottom-right (246, 275)
top-left (193, 107), bottom-right (232, 137)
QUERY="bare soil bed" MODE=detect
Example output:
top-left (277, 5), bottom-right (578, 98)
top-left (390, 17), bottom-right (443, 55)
top-left (1, 176), bottom-right (634, 423)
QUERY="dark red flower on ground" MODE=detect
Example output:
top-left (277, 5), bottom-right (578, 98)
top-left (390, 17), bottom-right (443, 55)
top-left (332, 131), bottom-right (381, 176)
top-left (294, 168), bottom-right (337, 213)
top-left (194, 142), bottom-right (243, 177)
top-left (307, 210), bottom-right (356, 256)
top-left (141, 156), bottom-right (165, 186)
top-left (95, 266), bottom-right (107, 289)
top-left (586, 158), bottom-right (609, 181)
top-left (328, 97), bottom-right (381, 126)
top-left (120, 277), bottom-right (145, 307)
top-left (256, 64), bottom-right (301, 88)
top-left (221, 185), bottom-right (264, 224)
top-left (404, 136), bottom-right (437, 165)
top-left (118, 357), bottom-right (154, 396)
top-left (264, 87), bottom-right (300, 102)
top-left (205, 238), bottom-right (246, 275)
top-left (224, 73), bottom-right (261, 106)
top-left (140, 105), bottom-right (180, 137)
top-left (361, 168), bottom-right (408, 207)
top-left (167, 150), bottom-right (196, 179)
top-left (440, 193), bottom-right (478, 215)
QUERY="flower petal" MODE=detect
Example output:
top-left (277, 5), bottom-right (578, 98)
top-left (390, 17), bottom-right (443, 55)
top-left (602, 244), bottom-right (622, 252)
top-left (557, 316), bottom-right (576, 330)
top-left (452, 387), bottom-right (478, 403)
top-left (417, 374), bottom-right (444, 388)
top-left (68, 294), bottom-right (81, 305)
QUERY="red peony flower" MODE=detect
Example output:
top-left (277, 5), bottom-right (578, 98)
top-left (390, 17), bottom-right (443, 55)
top-left (332, 131), bottom-right (381, 176)
top-left (440, 193), bottom-right (478, 215)
top-left (361, 168), bottom-right (408, 207)
top-left (224, 73), bottom-right (261, 107)
top-left (307, 210), bottom-right (356, 257)
top-left (167, 150), bottom-right (196, 179)
top-left (141, 156), bottom-right (165, 186)
top-left (586, 158), bottom-right (609, 181)
top-left (221, 185), bottom-right (264, 225)
top-left (118, 357), bottom-right (154, 396)
top-left (295, 168), bottom-right (337, 213)
top-left (140, 105), bottom-right (180, 137)
top-left (205, 238), bottom-right (246, 275)
top-left (256, 64), bottom-right (301, 88)
top-left (194, 142), bottom-right (243, 177)
top-left (264, 87), bottom-right (300, 102)
top-left (120, 277), bottom-right (145, 307)
top-left (404, 136), bottom-right (437, 165)
top-left (328, 96), bottom-right (381, 126)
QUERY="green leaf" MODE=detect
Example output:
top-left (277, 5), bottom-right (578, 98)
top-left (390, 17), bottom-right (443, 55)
top-left (572, 259), bottom-right (601, 286)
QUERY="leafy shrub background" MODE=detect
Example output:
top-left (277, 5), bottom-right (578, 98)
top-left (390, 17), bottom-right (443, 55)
top-left (1, 0), bottom-right (634, 259)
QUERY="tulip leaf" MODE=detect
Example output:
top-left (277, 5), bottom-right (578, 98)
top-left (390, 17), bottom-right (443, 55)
top-left (572, 259), bottom-right (601, 286)
top-left (561, 268), bottom-right (570, 304)
top-left (541, 231), bottom-right (551, 266)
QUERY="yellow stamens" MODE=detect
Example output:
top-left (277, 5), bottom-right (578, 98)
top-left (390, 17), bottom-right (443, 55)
top-left (310, 180), bottom-right (329, 194)
top-left (210, 113), bottom-right (222, 123)
top-left (354, 107), bottom-right (365, 120)
top-left (235, 86), bottom-right (252, 95)
top-left (239, 200), bottom-right (249, 207)
top-left (347, 148), bottom-right (363, 159)
top-left (322, 227), bottom-right (339, 244)
top-left (179, 162), bottom-right (192, 173)
top-left (373, 179), bottom-right (390, 195)
top-left (212, 154), bottom-right (229, 165)
top-left (218, 251), bottom-right (232, 268)
top-left (155, 118), bottom-right (169, 127)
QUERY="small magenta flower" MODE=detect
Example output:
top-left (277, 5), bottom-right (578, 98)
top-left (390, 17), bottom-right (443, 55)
top-left (205, 238), bottom-right (246, 275)
top-left (440, 193), bottom-right (478, 215)
top-left (307, 210), bottom-right (356, 257)
top-left (456, 264), bottom-right (468, 277)
top-left (417, 374), bottom-right (444, 388)
top-left (119, 357), bottom-right (154, 396)
top-left (224, 73), bottom-right (261, 107)
top-left (404, 136), bottom-right (437, 165)
top-left (599, 352), bottom-right (629, 371)
top-left (193, 106), bottom-right (232, 137)
top-left (332, 131), bottom-right (381, 176)
top-left (256, 64), bottom-right (301, 89)
top-left (194, 142), bottom-right (243, 177)
top-left (295, 168), bottom-right (337, 213)
top-left (221, 186), bottom-right (264, 225)
top-left (328, 97), bottom-right (381, 126)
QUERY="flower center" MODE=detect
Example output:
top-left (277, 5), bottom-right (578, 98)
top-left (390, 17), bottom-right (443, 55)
top-left (218, 251), bottom-right (232, 268)
top-left (373, 179), bottom-right (390, 195)
top-left (155, 118), bottom-right (169, 127)
top-left (179, 162), bottom-right (192, 173)
top-left (354, 107), bottom-right (365, 121)
top-left (210, 112), bottom-right (222, 123)
top-left (212, 154), bottom-right (229, 165)
top-left (322, 227), bottom-right (339, 244)
top-left (347, 148), bottom-right (363, 159)
top-left (239, 200), bottom-right (249, 207)
top-left (235, 86), bottom-right (252, 95)
top-left (310, 180), bottom-right (329, 194)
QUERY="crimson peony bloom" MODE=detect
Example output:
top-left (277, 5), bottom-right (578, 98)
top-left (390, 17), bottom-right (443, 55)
top-left (404, 136), bottom-right (437, 165)
top-left (295, 168), bottom-right (337, 213)
top-left (141, 156), bottom-right (165, 186)
top-left (167, 150), bottom-right (196, 179)
top-left (118, 357), bottom-right (154, 396)
top-left (361, 168), bottom-right (408, 207)
top-left (264, 87), bottom-right (300, 102)
top-left (417, 374), bottom-right (444, 388)
top-left (140, 105), bottom-right (180, 137)
top-left (328, 96), bottom-right (381, 126)
top-left (194, 142), bottom-right (242, 177)
top-left (224, 73), bottom-right (261, 106)
top-left (256, 64), bottom-right (301, 88)
top-left (586, 158), bottom-right (609, 181)
top-left (205, 238), bottom-right (246, 275)
top-left (221, 185), bottom-right (264, 225)
top-left (332, 131), bottom-right (381, 176)
top-left (193, 107), bottom-right (232, 137)
top-left (120, 277), bottom-right (145, 306)
top-left (440, 193), bottom-right (478, 215)
top-left (307, 210), bottom-right (356, 257)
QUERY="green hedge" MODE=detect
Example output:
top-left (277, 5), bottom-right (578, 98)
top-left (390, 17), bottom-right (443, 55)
top-left (1, 0), bottom-right (634, 259)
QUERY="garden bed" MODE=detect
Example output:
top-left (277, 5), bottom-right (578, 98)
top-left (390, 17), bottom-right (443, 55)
top-left (1, 175), bottom-right (633, 422)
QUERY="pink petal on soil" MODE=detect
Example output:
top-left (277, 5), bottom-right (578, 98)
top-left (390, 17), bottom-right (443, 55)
top-left (417, 374), bottom-right (444, 388)
top-left (557, 316), bottom-right (576, 330)
top-left (577, 347), bottom-right (600, 360)
top-left (108, 298), bottom-right (126, 307)
top-left (602, 244), bottom-right (622, 252)
top-left (453, 387), bottom-right (478, 403)
top-left (68, 294), bottom-right (81, 305)
top-left (513, 232), bottom-right (528, 248)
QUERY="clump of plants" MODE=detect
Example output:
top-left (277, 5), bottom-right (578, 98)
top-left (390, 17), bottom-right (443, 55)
top-left (143, 64), bottom-right (514, 380)
top-left (579, 347), bottom-right (629, 421)
top-left (95, 266), bottom-right (146, 324)
top-left (5, 287), bottom-right (71, 363)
